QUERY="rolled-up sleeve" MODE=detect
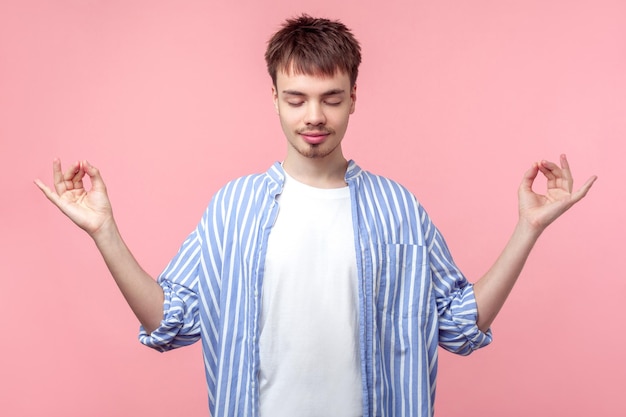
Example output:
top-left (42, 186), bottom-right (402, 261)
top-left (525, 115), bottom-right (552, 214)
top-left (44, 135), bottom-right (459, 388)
top-left (139, 279), bottom-right (201, 352)
top-left (421, 206), bottom-right (493, 355)
top-left (436, 282), bottom-right (492, 355)
top-left (138, 229), bottom-right (203, 352)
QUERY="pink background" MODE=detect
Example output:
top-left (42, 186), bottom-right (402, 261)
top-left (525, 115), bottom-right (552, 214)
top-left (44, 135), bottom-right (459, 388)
top-left (2, 0), bottom-right (624, 415)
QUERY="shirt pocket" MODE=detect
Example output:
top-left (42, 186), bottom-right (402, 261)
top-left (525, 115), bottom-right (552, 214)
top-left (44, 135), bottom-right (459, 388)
top-left (376, 243), bottom-right (431, 319)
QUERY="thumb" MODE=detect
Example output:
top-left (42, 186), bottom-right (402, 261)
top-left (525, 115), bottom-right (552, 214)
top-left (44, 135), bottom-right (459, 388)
top-left (81, 160), bottom-right (108, 192)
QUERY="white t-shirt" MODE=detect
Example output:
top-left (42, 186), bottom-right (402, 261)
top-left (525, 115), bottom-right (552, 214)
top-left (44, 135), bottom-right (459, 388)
top-left (259, 172), bottom-right (362, 417)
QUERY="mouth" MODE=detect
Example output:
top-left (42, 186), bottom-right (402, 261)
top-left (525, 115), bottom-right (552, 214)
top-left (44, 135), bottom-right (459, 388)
top-left (298, 130), bottom-right (331, 145)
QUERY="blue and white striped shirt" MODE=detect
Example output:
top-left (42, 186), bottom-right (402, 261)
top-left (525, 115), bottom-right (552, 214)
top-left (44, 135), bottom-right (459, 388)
top-left (139, 161), bottom-right (492, 417)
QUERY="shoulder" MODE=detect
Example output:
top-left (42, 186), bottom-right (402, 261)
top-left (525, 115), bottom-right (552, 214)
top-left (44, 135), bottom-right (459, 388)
top-left (203, 164), bottom-right (282, 217)
top-left (213, 164), bottom-right (282, 200)
top-left (354, 168), bottom-right (419, 203)
top-left (350, 165), bottom-right (433, 224)
top-left (217, 172), bottom-right (267, 194)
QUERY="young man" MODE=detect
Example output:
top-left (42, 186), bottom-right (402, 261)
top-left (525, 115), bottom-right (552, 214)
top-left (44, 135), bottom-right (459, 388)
top-left (35, 15), bottom-right (596, 417)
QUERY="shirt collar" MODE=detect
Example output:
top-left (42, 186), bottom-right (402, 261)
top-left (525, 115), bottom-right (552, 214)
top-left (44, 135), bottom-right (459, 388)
top-left (267, 160), bottom-right (363, 191)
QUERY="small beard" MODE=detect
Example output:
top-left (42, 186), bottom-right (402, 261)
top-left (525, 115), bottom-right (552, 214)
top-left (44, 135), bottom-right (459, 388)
top-left (288, 126), bottom-right (341, 159)
top-left (292, 141), bottom-right (339, 159)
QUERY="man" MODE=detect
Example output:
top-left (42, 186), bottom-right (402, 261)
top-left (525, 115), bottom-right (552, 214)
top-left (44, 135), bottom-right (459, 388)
top-left (35, 15), bottom-right (596, 417)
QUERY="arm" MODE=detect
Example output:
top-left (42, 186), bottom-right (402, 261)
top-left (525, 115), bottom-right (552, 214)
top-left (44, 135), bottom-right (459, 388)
top-left (473, 154), bottom-right (597, 332)
top-left (35, 159), bottom-right (164, 333)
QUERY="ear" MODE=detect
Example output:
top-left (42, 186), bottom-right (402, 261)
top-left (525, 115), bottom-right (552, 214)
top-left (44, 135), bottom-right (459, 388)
top-left (349, 84), bottom-right (357, 114)
top-left (272, 85), bottom-right (279, 114)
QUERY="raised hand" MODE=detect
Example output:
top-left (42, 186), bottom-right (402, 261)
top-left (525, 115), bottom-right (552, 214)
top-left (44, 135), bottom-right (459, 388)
top-left (518, 154), bottom-right (597, 233)
top-left (35, 159), bottom-right (165, 331)
top-left (474, 155), bottom-right (596, 331)
top-left (34, 159), bottom-right (114, 236)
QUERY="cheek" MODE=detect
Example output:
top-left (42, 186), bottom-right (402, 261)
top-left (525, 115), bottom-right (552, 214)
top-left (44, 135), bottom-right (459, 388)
top-left (278, 111), bottom-right (299, 133)
top-left (278, 106), bottom-right (304, 125)
top-left (331, 111), bottom-right (352, 129)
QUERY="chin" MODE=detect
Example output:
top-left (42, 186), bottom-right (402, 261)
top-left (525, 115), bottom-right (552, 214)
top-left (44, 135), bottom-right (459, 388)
top-left (300, 145), bottom-right (338, 159)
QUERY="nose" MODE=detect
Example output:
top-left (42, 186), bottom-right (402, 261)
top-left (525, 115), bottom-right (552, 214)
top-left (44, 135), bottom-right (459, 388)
top-left (303, 102), bottom-right (326, 126)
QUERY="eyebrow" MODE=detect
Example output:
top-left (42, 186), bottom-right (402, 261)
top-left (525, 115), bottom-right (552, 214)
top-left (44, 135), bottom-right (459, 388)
top-left (282, 88), bottom-right (346, 97)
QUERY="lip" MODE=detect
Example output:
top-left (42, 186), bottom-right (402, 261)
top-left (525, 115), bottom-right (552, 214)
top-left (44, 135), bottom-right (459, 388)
top-left (299, 132), bottom-right (330, 145)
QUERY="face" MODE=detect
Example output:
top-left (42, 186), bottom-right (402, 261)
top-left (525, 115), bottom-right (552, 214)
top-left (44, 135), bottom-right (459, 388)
top-left (272, 69), bottom-right (356, 161)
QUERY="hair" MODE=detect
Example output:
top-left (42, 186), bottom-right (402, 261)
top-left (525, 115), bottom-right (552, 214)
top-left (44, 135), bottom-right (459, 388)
top-left (265, 14), bottom-right (362, 88)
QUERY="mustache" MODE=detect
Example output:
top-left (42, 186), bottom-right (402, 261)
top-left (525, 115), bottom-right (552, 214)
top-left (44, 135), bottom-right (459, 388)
top-left (296, 126), bottom-right (335, 135)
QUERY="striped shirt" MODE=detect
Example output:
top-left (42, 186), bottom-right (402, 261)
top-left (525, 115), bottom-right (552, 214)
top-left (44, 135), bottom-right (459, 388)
top-left (139, 161), bottom-right (492, 417)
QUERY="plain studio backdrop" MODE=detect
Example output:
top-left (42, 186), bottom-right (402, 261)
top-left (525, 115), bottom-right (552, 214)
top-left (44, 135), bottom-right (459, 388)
top-left (1, 0), bottom-right (624, 416)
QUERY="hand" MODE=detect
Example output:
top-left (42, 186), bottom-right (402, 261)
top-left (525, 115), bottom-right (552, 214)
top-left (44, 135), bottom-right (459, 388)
top-left (34, 159), bottom-right (114, 236)
top-left (518, 154), bottom-right (597, 233)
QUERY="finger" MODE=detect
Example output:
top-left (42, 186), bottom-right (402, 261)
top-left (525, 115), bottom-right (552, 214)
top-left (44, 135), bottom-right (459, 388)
top-left (63, 160), bottom-right (84, 191)
top-left (537, 160), bottom-right (558, 189)
top-left (52, 158), bottom-right (67, 195)
top-left (520, 162), bottom-right (539, 192)
top-left (71, 162), bottom-right (85, 187)
top-left (34, 178), bottom-right (61, 205)
top-left (559, 154), bottom-right (574, 191)
top-left (62, 160), bottom-right (81, 181)
top-left (571, 175), bottom-right (598, 204)
top-left (82, 160), bottom-right (107, 192)
top-left (538, 160), bottom-right (561, 177)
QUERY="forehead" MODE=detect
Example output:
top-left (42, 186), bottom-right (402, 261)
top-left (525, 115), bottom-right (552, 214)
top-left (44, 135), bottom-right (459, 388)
top-left (275, 69), bottom-right (351, 94)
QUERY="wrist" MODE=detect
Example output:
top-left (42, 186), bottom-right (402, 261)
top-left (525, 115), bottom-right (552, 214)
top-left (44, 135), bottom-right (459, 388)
top-left (514, 217), bottom-right (543, 243)
top-left (90, 216), bottom-right (120, 245)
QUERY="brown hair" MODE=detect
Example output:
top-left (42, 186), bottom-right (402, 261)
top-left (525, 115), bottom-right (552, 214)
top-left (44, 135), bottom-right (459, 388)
top-left (265, 15), bottom-right (362, 87)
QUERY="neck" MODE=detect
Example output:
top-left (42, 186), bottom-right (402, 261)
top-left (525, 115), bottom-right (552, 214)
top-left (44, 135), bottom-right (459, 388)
top-left (282, 149), bottom-right (348, 189)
